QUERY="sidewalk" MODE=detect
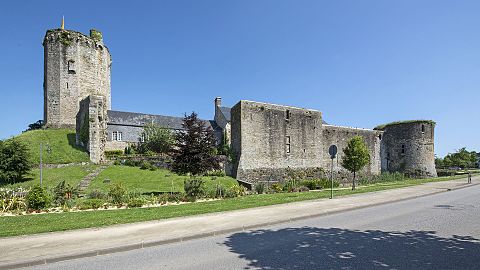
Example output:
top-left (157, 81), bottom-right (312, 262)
top-left (0, 177), bottom-right (478, 270)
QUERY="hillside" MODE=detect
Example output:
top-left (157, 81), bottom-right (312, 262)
top-left (14, 129), bottom-right (89, 164)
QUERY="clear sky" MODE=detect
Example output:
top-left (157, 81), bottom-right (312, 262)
top-left (0, 0), bottom-right (478, 156)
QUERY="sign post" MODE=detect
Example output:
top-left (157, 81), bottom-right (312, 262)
top-left (328, 145), bottom-right (337, 199)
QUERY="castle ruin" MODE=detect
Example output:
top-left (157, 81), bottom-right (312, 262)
top-left (42, 24), bottom-right (437, 183)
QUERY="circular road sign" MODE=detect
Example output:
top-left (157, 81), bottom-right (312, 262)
top-left (329, 145), bottom-right (337, 159)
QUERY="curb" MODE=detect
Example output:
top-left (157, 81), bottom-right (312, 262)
top-left (0, 182), bottom-right (477, 270)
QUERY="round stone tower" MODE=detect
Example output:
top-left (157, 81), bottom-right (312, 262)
top-left (43, 26), bottom-right (111, 128)
top-left (377, 120), bottom-right (437, 178)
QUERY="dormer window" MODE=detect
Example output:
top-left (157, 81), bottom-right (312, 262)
top-left (68, 60), bottom-right (76, 74)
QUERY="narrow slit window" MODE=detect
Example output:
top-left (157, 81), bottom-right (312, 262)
top-left (285, 110), bottom-right (290, 120)
top-left (286, 136), bottom-right (291, 154)
top-left (421, 124), bottom-right (425, 133)
top-left (401, 144), bottom-right (405, 154)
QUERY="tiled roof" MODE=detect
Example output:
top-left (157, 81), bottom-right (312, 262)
top-left (219, 107), bottom-right (231, 122)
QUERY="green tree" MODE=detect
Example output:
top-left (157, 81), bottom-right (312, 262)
top-left (0, 139), bottom-right (33, 184)
top-left (442, 147), bottom-right (477, 169)
top-left (139, 123), bottom-right (175, 154)
top-left (341, 136), bottom-right (370, 190)
top-left (172, 112), bottom-right (221, 176)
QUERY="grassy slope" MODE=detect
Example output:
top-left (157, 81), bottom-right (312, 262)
top-left (87, 165), bottom-right (238, 194)
top-left (0, 175), bottom-right (470, 237)
top-left (14, 129), bottom-right (89, 164)
top-left (2, 165), bottom-right (97, 189)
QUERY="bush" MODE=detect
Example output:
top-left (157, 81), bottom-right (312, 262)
top-left (270, 183), bottom-right (283, 193)
top-left (224, 184), bottom-right (246, 198)
top-left (105, 150), bottom-right (124, 158)
top-left (301, 179), bottom-right (321, 190)
top-left (255, 182), bottom-right (266, 194)
top-left (167, 193), bottom-right (183, 203)
top-left (0, 188), bottom-right (27, 213)
top-left (207, 170), bottom-right (226, 177)
top-left (0, 139), bottom-right (33, 184)
top-left (26, 185), bottom-right (52, 210)
top-left (87, 189), bottom-right (107, 199)
top-left (184, 179), bottom-right (206, 200)
top-left (140, 161), bottom-right (157, 171)
top-left (53, 180), bottom-right (79, 206)
top-left (77, 199), bottom-right (105, 210)
top-left (282, 180), bottom-right (299, 192)
top-left (127, 197), bottom-right (146, 208)
top-left (318, 179), bottom-right (340, 189)
top-left (108, 183), bottom-right (128, 205)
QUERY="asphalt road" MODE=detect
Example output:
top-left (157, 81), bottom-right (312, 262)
top-left (24, 184), bottom-right (480, 270)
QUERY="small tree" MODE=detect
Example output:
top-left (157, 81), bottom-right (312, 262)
top-left (341, 136), bottom-right (370, 190)
top-left (172, 112), bottom-right (221, 176)
top-left (139, 123), bottom-right (175, 154)
top-left (0, 139), bottom-right (33, 184)
top-left (24, 120), bottom-right (45, 132)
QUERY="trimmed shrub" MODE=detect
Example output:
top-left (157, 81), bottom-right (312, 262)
top-left (108, 183), bottom-right (128, 205)
top-left (127, 197), bottom-right (146, 208)
top-left (184, 179), bottom-right (206, 200)
top-left (26, 185), bottom-right (52, 210)
top-left (105, 150), bottom-right (123, 158)
top-left (77, 199), bottom-right (105, 210)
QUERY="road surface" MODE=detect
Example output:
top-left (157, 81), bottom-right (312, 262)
top-left (24, 184), bottom-right (480, 270)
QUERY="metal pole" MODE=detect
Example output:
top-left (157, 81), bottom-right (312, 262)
top-left (330, 158), bottom-right (333, 199)
top-left (40, 143), bottom-right (43, 188)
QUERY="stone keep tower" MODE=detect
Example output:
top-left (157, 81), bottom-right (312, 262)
top-left (378, 121), bottom-right (437, 177)
top-left (43, 24), bottom-right (111, 128)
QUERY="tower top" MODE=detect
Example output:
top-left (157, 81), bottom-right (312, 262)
top-left (61, 16), bottom-right (64, 30)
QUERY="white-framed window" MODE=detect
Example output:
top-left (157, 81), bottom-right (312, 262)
top-left (112, 131), bottom-right (122, 141)
top-left (140, 133), bottom-right (146, 143)
top-left (286, 136), bottom-right (291, 154)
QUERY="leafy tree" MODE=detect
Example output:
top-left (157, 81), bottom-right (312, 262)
top-left (341, 136), bottom-right (370, 190)
top-left (139, 123), bottom-right (175, 154)
top-left (24, 120), bottom-right (45, 132)
top-left (172, 112), bottom-right (221, 176)
top-left (0, 139), bottom-right (33, 184)
top-left (442, 148), bottom-right (477, 169)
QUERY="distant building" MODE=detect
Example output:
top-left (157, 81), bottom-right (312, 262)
top-left (42, 23), bottom-right (438, 183)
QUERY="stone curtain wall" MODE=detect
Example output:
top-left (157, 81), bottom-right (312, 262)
top-left (43, 29), bottom-right (111, 128)
top-left (322, 125), bottom-right (382, 184)
top-left (231, 100), bottom-right (324, 184)
top-left (380, 122), bottom-right (437, 177)
top-left (76, 95), bottom-right (107, 164)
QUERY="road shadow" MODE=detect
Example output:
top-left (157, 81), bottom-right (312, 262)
top-left (223, 227), bottom-right (480, 270)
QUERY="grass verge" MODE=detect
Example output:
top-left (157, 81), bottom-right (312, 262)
top-left (0, 174), bottom-right (474, 238)
top-left (87, 165), bottom-right (238, 194)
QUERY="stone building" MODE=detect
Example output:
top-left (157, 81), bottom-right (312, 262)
top-left (43, 24), bottom-right (437, 183)
top-left (43, 26), bottom-right (111, 128)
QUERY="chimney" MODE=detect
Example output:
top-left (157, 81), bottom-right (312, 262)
top-left (214, 97), bottom-right (222, 107)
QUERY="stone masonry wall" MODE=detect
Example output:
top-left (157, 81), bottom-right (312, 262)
top-left (322, 125), bottom-right (382, 184)
top-left (76, 95), bottom-right (107, 164)
top-left (44, 29), bottom-right (111, 128)
top-left (231, 100), bottom-right (324, 184)
top-left (379, 121), bottom-right (437, 177)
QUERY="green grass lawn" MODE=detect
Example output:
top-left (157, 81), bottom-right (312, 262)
top-left (1, 165), bottom-right (98, 190)
top-left (14, 129), bottom-right (90, 164)
top-left (86, 165), bottom-right (238, 194)
top-left (0, 174), bottom-right (471, 237)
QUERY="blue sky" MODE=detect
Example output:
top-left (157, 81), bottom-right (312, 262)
top-left (0, 0), bottom-right (478, 156)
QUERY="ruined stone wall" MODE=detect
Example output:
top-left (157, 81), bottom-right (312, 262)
top-left (231, 100), bottom-right (323, 184)
top-left (322, 125), bottom-right (382, 183)
top-left (76, 95), bottom-right (107, 164)
top-left (379, 121), bottom-right (437, 177)
top-left (44, 29), bottom-right (111, 128)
